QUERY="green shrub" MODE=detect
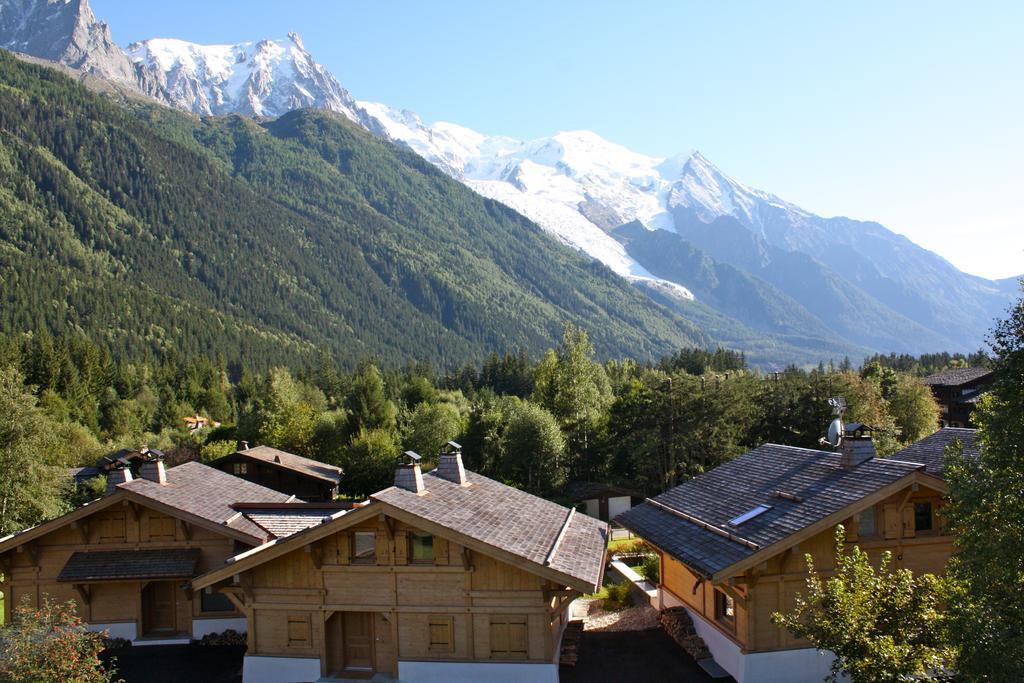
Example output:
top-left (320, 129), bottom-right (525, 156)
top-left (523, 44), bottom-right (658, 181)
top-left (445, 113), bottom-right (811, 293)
top-left (603, 581), bottom-right (634, 611)
top-left (0, 597), bottom-right (120, 682)
top-left (638, 554), bottom-right (660, 583)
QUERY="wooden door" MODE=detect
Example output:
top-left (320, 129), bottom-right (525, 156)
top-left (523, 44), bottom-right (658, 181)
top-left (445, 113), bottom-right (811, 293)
top-left (142, 581), bottom-right (176, 634)
top-left (343, 611), bottom-right (374, 671)
top-left (325, 613), bottom-right (345, 676)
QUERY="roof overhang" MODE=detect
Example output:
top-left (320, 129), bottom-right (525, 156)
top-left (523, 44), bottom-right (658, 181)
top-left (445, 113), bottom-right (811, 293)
top-left (58, 548), bottom-right (201, 583)
top-left (0, 493), bottom-right (125, 555)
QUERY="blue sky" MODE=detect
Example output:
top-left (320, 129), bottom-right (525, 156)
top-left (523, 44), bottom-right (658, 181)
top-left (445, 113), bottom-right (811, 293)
top-left (91, 0), bottom-right (1023, 280)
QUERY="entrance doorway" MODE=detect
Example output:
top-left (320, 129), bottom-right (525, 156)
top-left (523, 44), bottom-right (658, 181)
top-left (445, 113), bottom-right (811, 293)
top-left (326, 611), bottom-right (375, 676)
top-left (141, 581), bottom-right (177, 635)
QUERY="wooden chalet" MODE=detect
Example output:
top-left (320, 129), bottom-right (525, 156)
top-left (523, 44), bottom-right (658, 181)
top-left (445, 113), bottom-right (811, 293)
top-left (565, 481), bottom-right (642, 522)
top-left (617, 427), bottom-right (979, 683)
top-left (922, 367), bottom-right (994, 427)
top-left (191, 447), bottom-right (608, 683)
top-left (211, 445), bottom-right (342, 502)
top-left (0, 458), bottom-right (339, 644)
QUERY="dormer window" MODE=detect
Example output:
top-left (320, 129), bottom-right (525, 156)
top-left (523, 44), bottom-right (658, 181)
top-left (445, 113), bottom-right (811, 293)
top-left (729, 504), bottom-right (771, 526)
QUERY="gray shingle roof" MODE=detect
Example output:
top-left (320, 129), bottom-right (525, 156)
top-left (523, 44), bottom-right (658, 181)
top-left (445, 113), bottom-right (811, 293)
top-left (58, 548), bottom-right (200, 582)
top-left (239, 507), bottom-right (345, 538)
top-left (616, 444), bottom-right (923, 577)
top-left (893, 427), bottom-right (979, 479)
top-left (372, 470), bottom-right (607, 591)
top-left (922, 367), bottom-right (993, 387)
top-left (223, 446), bottom-right (342, 484)
top-left (120, 462), bottom-right (292, 541)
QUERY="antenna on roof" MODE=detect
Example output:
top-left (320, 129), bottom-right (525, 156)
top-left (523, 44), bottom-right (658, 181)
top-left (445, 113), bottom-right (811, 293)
top-left (820, 396), bottom-right (846, 449)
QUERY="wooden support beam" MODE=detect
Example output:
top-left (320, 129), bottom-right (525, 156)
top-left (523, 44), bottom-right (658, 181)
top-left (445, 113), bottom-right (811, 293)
top-left (123, 500), bottom-right (141, 522)
top-left (461, 546), bottom-right (474, 572)
top-left (18, 543), bottom-right (40, 566)
top-left (73, 584), bottom-right (91, 605)
top-left (177, 519), bottom-right (192, 541)
top-left (0, 554), bottom-right (11, 575)
top-left (380, 513), bottom-right (394, 540)
top-left (71, 520), bottom-right (89, 544)
top-left (718, 582), bottom-right (747, 608)
top-left (305, 544), bottom-right (323, 570)
top-left (221, 588), bottom-right (246, 612)
top-left (691, 577), bottom-right (703, 595)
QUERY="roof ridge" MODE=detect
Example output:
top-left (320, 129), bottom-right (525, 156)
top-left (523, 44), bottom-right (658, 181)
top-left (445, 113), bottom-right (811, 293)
top-left (543, 507), bottom-right (575, 567)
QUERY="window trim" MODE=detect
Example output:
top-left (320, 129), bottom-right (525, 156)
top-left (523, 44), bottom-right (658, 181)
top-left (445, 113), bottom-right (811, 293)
top-left (714, 589), bottom-right (736, 632)
top-left (856, 505), bottom-right (876, 538)
top-left (914, 501), bottom-right (934, 533)
top-left (233, 462), bottom-right (249, 475)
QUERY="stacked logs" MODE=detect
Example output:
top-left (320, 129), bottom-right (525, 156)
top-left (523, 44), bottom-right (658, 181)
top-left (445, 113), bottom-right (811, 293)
top-left (559, 620), bottom-right (584, 666)
top-left (197, 629), bottom-right (247, 647)
top-left (659, 607), bottom-right (711, 660)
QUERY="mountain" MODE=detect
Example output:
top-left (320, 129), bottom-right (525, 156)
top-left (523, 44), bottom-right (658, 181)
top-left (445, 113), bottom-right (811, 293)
top-left (0, 0), bottom-right (137, 83)
top-left (0, 50), bottom-right (731, 368)
top-left (362, 103), bottom-right (1015, 353)
top-left (125, 33), bottom-right (365, 120)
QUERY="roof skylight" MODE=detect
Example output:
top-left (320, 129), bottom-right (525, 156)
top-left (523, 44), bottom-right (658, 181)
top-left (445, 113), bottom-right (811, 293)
top-left (729, 504), bottom-right (772, 526)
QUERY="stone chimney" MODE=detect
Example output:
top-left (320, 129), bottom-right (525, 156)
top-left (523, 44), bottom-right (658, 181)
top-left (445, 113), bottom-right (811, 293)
top-left (106, 465), bottom-right (133, 496)
top-left (139, 454), bottom-right (168, 485)
top-left (840, 423), bottom-right (876, 469)
top-left (394, 451), bottom-right (425, 494)
top-left (435, 441), bottom-right (468, 486)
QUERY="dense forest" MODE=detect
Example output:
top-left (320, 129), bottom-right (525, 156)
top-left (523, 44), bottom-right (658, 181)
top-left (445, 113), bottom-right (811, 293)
top-left (0, 321), bottom-right (964, 536)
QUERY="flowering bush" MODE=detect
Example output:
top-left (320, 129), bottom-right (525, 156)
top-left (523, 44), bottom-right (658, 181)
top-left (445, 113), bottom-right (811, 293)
top-left (0, 597), bottom-right (120, 683)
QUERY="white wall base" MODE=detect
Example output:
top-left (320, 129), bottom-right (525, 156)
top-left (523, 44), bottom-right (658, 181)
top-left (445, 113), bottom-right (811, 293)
top-left (86, 621), bottom-right (136, 641)
top-left (398, 660), bottom-right (559, 683)
top-left (132, 637), bottom-right (191, 647)
top-left (242, 655), bottom-right (321, 683)
top-left (657, 588), bottom-right (844, 683)
top-left (192, 617), bottom-right (247, 639)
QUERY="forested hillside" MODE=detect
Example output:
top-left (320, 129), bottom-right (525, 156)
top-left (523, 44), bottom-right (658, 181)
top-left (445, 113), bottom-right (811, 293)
top-left (0, 51), bottom-right (717, 369)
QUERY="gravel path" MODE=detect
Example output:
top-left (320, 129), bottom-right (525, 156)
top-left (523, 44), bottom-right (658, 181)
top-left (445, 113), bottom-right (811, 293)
top-left (580, 598), bottom-right (661, 632)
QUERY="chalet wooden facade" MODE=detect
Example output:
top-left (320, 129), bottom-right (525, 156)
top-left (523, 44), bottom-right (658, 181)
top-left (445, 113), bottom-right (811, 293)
top-left (922, 367), bottom-right (994, 427)
top-left (618, 428), bottom-right (978, 683)
top-left (192, 449), bottom-right (608, 683)
top-left (211, 445), bottom-right (342, 502)
top-left (0, 459), bottom-right (329, 643)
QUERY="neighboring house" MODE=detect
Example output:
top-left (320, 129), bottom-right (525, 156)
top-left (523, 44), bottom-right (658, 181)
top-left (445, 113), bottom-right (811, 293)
top-left (0, 458), bottom-right (319, 644)
top-left (183, 413), bottom-right (221, 433)
top-left (191, 448), bottom-right (608, 683)
top-left (565, 481), bottom-right (642, 522)
top-left (210, 445), bottom-right (342, 502)
top-left (616, 428), bottom-right (978, 683)
top-left (922, 367), bottom-right (994, 427)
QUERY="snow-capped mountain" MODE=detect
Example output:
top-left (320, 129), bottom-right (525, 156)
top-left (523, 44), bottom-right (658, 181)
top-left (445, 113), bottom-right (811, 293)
top-left (125, 33), bottom-right (362, 119)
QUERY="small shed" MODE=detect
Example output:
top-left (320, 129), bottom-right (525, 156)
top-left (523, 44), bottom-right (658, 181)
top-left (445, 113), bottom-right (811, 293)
top-left (565, 481), bottom-right (642, 522)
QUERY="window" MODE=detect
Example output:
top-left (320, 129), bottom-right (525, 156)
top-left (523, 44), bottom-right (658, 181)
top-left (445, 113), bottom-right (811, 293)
top-left (409, 532), bottom-right (434, 563)
top-left (729, 505), bottom-right (771, 526)
top-left (714, 590), bottom-right (736, 630)
top-left (201, 589), bottom-right (235, 613)
top-left (489, 616), bottom-right (528, 659)
top-left (857, 506), bottom-right (876, 537)
top-left (914, 502), bottom-right (933, 532)
top-left (352, 531), bottom-right (376, 564)
top-left (287, 614), bottom-right (311, 648)
top-left (428, 616), bottom-right (454, 652)
top-left (233, 463), bottom-right (248, 475)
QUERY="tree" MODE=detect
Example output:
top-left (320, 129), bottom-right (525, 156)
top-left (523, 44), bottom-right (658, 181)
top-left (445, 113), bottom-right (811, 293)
top-left (402, 401), bottom-right (464, 462)
top-left (0, 366), bottom-right (72, 535)
top-left (886, 374), bottom-right (939, 445)
top-left (772, 526), bottom-right (951, 683)
top-left (338, 428), bottom-right (400, 498)
top-left (344, 363), bottom-right (398, 438)
top-left (944, 283), bottom-right (1024, 680)
top-left (0, 597), bottom-right (119, 683)
top-left (498, 402), bottom-right (567, 494)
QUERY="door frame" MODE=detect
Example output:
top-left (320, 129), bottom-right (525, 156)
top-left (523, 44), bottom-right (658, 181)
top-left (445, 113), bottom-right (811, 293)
top-left (140, 580), bottom-right (178, 636)
top-left (322, 610), bottom-right (376, 678)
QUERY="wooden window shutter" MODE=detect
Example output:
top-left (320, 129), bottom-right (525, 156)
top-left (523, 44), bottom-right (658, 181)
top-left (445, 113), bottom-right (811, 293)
top-left (338, 532), bottom-right (351, 565)
top-left (433, 537), bottom-right (449, 565)
top-left (490, 616), bottom-right (528, 659)
top-left (376, 527), bottom-right (391, 565)
top-left (902, 505), bottom-right (916, 538)
top-left (509, 619), bottom-right (528, 657)
top-left (428, 616), bottom-right (454, 652)
top-left (490, 619), bottom-right (509, 655)
top-left (883, 504), bottom-right (899, 540)
top-left (287, 614), bottom-right (311, 648)
top-left (394, 530), bottom-right (408, 565)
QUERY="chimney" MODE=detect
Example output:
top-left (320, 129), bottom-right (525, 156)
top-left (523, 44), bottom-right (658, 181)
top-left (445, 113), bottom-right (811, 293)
top-left (106, 465), bottom-right (133, 496)
top-left (840, 423), bottom-right (876, 469)
top-left (139, 454), bottom-right (168, 485)
top-left (394, 451), bottom-right (425, 494)
top-left (435, 441), bottom-right (468, 486)
top-left (240, 440), bottom-right (250, 451)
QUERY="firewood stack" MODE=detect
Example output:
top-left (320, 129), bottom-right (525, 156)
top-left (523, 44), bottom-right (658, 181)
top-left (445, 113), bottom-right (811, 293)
top-left (659, 607), bottom-right (711, 660)
top-left (559, 619), bottom-right (584, 666)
